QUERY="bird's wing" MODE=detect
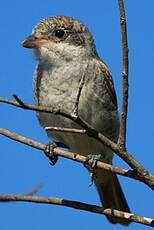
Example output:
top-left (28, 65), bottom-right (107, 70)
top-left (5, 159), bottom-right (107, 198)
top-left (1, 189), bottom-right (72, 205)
top-left (98, 59), bottom-right (118, 108)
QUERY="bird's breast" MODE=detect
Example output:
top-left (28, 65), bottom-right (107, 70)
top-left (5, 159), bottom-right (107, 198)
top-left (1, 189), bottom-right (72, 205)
top-left (33, 60), bottom-right (119, 157)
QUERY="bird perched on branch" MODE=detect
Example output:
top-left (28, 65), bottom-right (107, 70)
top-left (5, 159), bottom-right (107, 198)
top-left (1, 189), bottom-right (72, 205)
top-left (22, 16), bottom-right (130, 225)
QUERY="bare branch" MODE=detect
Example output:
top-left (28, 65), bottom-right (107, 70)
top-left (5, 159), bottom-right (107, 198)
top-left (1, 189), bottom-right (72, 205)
top-left (0, 2), bottom-right (152, 227)
top-left (72, 71), bottom-right (86, 117)
top-left (45, 126), bottom-right (86, 134)
top-left (0, 97), bottom-right (154, 189)
top-left (0, 194), bottom-right (153, 227)
top-left (0, 127), bottom-right (154, 187)
top-left (117, 0), bottom-right (129, 149)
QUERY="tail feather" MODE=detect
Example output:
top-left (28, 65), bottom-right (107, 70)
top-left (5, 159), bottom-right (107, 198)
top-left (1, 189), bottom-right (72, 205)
top-left (94, 169), bottom-right (130, 225)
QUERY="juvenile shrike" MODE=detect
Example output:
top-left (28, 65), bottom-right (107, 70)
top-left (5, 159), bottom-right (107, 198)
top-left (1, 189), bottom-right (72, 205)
top-left (22, 16), bottom-right (130, 225)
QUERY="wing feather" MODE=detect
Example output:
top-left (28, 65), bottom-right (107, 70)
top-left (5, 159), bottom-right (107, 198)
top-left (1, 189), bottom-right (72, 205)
top-left (98, 59), bottom-right (117, 108)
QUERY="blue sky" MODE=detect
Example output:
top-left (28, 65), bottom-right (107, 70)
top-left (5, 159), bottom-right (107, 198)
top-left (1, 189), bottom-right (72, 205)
top-left (0, 1), bottom-right (154, 229)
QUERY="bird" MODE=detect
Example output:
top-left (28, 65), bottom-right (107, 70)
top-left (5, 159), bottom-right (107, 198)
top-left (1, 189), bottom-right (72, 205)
top-left (22, 16), bottom-right (130, 225)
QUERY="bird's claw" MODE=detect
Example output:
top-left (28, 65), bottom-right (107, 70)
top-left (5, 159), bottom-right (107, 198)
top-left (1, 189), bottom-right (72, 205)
top-left (84, 154), bottom-right (101, 170)
top-left (84, 154), bottom-right (102, 185)
top-left (44, 142), bottom-right (58, 166)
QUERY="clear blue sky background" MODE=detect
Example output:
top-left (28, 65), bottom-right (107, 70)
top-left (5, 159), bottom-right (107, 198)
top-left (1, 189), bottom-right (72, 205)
top-left (0, 1), bottom-right (154, 229)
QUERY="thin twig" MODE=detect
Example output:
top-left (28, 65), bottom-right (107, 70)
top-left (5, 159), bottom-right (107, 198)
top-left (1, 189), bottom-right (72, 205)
top-left (0, 127), bottom-right (141, 181)
top-left (0, 194), bottom-right (154, 227)
top-left (45, 126), bottom-right (86, 134)
top-left (72, 71), bottom-right (86, 117)
top-left (12, 94), bottom-right (26, 107)
top-left (0, 127), bottom-right (153, 186)
top-left (0, 97), bottom-right (154, 189)
top-left (118, 0), bottom-right (129, 150)
top-left (24, 183), bottom-right (43, 196)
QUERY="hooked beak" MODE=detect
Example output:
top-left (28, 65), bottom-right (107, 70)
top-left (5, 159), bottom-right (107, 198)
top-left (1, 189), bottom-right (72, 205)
top-left (22, 35), bottom-right (39, 48)
top-left (22, 35), bottom-right (49, 49)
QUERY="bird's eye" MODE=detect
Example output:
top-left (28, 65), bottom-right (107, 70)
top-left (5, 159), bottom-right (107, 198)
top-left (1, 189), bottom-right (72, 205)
top-left (54, 29), bottom-right (65, 39)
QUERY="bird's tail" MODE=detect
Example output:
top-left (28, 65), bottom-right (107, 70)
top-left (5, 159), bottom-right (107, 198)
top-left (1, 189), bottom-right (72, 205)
top-left (94, 168), bottom-right (130, 225)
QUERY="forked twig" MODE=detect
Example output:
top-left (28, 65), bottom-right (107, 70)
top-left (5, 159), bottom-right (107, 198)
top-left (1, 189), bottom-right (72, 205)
top-left (1, 98), bottom-right (154, 190)
top-left (0, 127), bottom-right (138, 180)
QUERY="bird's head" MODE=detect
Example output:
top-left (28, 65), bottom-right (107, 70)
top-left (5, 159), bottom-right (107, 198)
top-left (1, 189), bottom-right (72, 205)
top-left (22, 16), bottom-right (98, 65)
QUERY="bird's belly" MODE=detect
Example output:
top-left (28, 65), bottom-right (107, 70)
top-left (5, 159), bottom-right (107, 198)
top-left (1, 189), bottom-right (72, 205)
top-left (37, 111), bottom-right (113, 162)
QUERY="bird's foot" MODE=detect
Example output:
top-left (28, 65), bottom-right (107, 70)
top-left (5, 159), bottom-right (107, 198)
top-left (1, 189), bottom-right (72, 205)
top-left (44, 141), bottom-right (58, 166)
top-left (84, 154), bottom-right (102, 169)
top-left (84, 154), bottom-right (102, 185)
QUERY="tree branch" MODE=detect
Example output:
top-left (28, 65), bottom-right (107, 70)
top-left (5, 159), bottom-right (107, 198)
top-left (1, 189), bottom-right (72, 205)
top-left (0, 194), bottom-right (153, 227)
top-left (0, 126), bottom-right (154, 189)
top-left (0, 127), bottom-right (138, 181)
top-left (72, 71), bottom-right (86, 117)
top-left (0, 1), bottom-right (152, 227)
top-left (45, 126), bottom-right (86, 134)
top-left (118, 0), bottom-right (129, 149)
top-left (0, 97), bottom-right (154, 190)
